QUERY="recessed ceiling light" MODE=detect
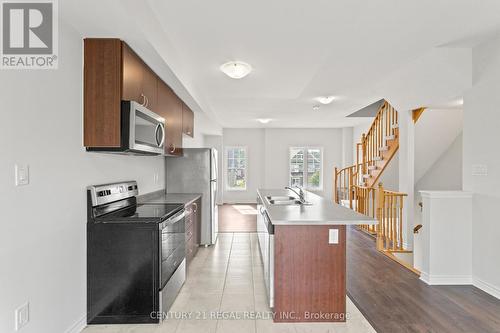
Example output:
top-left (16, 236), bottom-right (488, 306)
top-left (317, 96), bottom-right (336, 105)
top-left (312, 105), bottom-right (320, 111)
top-left (257, 118), bottom-right (272, 124)
top-left (220, 61), bottom-right (252, 79)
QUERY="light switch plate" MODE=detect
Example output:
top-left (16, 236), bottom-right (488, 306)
top-left (15, 164), bottom-right (29, 186)
top-left (472, 164), bottom-right (487, 176)
top-left (329, 229), bottom-right (339, 244)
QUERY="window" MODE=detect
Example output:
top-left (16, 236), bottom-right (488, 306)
top-left (225, 147), bottom-right (247, 190)
top-left (289, 147), bottom-right (323, 190)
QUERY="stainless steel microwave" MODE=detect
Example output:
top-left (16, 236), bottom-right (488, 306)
top-left (87, 101), bottom-right (165, 155)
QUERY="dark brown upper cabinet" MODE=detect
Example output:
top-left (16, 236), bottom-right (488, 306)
top-left (158, 81), bottom-right (183, 156)
top-left (84, 38), bottom-right (192, 152)
top-left (182, 102), bottom-right (194, 137)
top-left (121, 43), bottom-right (157, 113)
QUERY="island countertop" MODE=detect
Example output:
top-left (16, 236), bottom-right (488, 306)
top-left (257, 188), bottom-right (377, 226)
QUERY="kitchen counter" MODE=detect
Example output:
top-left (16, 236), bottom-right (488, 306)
top-left (257, 188), bottom-right (377, 225)
top-left (138, 190), bottom-right (201, 206)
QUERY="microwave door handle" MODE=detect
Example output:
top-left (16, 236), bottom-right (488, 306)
top-left (155, 123), bottom-right (165, 147)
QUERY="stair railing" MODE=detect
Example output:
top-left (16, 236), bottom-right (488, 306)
top-left (351, 184), bottom-right (377, 234)
top-left (361, 101), bottom-right (399, 181)
top-left (334, 164), bottom-right (361, 205)
top-left (376, 183), bottom-right (407, 252)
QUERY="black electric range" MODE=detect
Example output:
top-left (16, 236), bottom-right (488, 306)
top-left (86, 181), bottom-right (186, 325)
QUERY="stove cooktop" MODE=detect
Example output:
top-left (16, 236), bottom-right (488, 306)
top-left (96, 203), bottom-right (183, 223)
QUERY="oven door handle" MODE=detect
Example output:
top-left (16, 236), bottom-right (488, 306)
top-left (160, 210), bottom-right (185, 229)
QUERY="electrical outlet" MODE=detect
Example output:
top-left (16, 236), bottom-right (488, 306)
top-left (15, 164), bottom-right (29, 186)
top-left (15, 302), bottom-right (29, 331)
top-left (328, 229), bottom-right (339, 244)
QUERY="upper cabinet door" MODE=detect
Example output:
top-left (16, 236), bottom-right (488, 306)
top-left (182, 103), bottom-right (194, 137)
top-left (121, 43), bottom-right (144, 105)
top-left (122, 43), bottom-right (158, 112)
top-left (158, 82), bottom-right (183, 156)
top-left (142, 68), bottom-right (158, 113)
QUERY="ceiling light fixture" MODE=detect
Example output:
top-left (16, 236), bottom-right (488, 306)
top-left (220, 61), bottom-right (252, 79)
top-left (257, 118), bottom-right (272, 124)
top-left (312, 105), bottom-right (320, 111)
top-left (317, 96), bottom-right (336, 105)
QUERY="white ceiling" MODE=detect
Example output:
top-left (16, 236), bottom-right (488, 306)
top-left (63, 0), bottom-right (500, 128)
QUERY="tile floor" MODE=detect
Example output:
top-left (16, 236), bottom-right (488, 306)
top-left (83, 233), bottom-right (376, 333)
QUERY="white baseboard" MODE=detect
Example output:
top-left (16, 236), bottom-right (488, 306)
top-left (473, 276), bottom-right (500, 300)
top-left (65, 314), bottom-right (86, 333)
top-left (420, 272), bottom-right (472, 285)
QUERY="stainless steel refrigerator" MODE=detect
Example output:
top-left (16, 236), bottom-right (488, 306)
top-left (166, 148), bottom-right (218, 245)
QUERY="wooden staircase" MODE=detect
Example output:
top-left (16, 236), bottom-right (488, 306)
top-left (358, 100), bottom-right (400, 188)
top-left (334, 100), bottom-right (414, 266)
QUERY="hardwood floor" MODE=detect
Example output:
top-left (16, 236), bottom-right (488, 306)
top-left (218, 204), bottom-right (257, 233)
top-left (347, 226), bottom-right (500, 333)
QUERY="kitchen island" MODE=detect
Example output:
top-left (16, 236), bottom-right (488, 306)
top-left (256, 188), bottom-right (377, 323)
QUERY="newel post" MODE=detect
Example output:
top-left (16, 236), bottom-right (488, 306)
top-left (376, 182), bottom-right (385, 251)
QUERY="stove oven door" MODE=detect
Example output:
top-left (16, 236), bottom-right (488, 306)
top-left (158, 210), bottom-right (186, 315)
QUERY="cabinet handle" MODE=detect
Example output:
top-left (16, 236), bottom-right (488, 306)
top-left (145, 96), bottom-right (149, 108)
top-left (140, 93), bottom-right (146, 106)
top-left (193, 203), bottom-right (198, 213)
top-left (169, 144), bottom-right (176, 153)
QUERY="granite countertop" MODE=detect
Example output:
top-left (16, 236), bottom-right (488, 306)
top-left (257, 189), bottom-right (377, 226)
top-left (138, 190), bottom-right (201, 206)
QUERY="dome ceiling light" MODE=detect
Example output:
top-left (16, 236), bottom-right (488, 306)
top-left (257, 118), bottom-right (272, 124)
top-left (220, 61), bottom-right (252, 79)
top-left (317, 96), bottom-right (336, 105)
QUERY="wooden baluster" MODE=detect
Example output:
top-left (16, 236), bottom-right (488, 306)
top-left (361, 134), bottom-right (366, 177)
top-left (349, 168), bottom-right (353, 208)
top-left (399, 196), bottom-right (404, 250)
top-left (392, 196), bottom-right (397, 251)
top-left (376, 183), bottom-right (384, 251)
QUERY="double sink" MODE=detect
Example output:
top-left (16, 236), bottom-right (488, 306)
top-left (265, 196), bottom-right (313, 206)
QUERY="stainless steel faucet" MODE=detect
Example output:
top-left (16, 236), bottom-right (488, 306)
top-left (285, 186), bottom-right (305, 203)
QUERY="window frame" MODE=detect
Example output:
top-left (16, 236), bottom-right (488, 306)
top-left (288, 146), bottom-right (324, 191)
top-left (224, 146), bottom-right (248, 191)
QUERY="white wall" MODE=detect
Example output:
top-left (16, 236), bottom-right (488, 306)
top-left (416, 192), bottom-right (472, 285)
top-left (0, 22), bottom-right (165, 333)
top-left (414, 108), bottom-right (463, 183)
top-left (413, 133), bottom-right (463, 266)
top-left (222, 128), bottom-right (343, 203)
top-left (463, 36), bottom-right (500, 299)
